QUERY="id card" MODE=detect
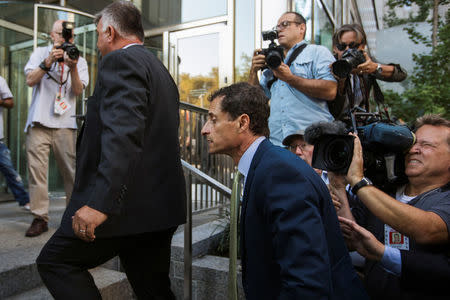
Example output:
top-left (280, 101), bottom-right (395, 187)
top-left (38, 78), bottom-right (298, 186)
top-left (54, 92), bottom-right (71, 115)
top-left (384, 224), bottom-right (409, 250)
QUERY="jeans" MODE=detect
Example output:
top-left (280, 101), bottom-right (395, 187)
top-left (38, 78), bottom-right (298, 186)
top-left (0, 141), bottom-right (29, 206)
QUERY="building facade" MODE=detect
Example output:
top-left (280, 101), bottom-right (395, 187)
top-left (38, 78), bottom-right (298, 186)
top-left (0, 0), bottom-right (377, 192)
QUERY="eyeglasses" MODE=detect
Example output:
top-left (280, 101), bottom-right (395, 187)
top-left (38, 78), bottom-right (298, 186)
top-left (336, 42), bottom-right (360, 51)
top-left (287, 143), bottom-right (309, 153)
top-left (274, 20), bottom-right (303, 31)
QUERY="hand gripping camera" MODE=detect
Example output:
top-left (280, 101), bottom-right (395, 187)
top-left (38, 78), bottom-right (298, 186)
top-left (257, 30), bottom-right (284, 69)
top-left (331, 48), bottom-right (366, 78)
top-left (305, 114), bottom-right (416, 189)
top-left (56, 21), bottom-right (80, 62)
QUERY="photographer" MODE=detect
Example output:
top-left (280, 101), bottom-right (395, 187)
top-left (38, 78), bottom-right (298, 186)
top-left (332, 114), bottom-right (450, 299)
top-left (248, 12), bottom-right (337, 147)
top-left (330, 24), bottom-right (407, 122)
top-left (24, 20), bottom-right (88, 237)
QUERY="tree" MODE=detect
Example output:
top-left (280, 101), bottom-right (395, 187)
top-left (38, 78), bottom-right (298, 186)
top-left (383, 0), bottom-right (450, 122)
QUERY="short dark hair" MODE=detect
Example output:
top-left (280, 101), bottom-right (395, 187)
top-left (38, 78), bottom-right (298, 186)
top-left (95, 1), bottom-right (144, 42)
top-left (415, 114), bottom-right (450, 147)
top-left (332, 23), bottom-right (367, 47)
top-left (208, 82), bottom-right (270, 137)
top-left (284, 12), bottom-right (306, 25)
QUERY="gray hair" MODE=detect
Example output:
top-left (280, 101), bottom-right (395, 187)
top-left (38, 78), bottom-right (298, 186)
top-left (95, 1), bottom-right (144, 41)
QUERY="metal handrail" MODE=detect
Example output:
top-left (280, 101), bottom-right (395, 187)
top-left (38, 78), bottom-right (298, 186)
top-left (181, 159), bottom-right (231, 300)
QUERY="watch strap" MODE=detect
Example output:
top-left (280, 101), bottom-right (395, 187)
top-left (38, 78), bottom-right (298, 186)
top-left (351, 177), bottom-right (372, 194)
top-left (39, 60), bottom-right (50, 72)
top-left (376, 63), bottom-right (382, 75)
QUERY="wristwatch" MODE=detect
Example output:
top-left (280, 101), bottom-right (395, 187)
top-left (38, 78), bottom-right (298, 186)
top-left (375, 63), bottom-right (383, 75)
top-left (39, 60), bottom-right (51, 72)
top-left (351, 177), bottom-right (373, 194)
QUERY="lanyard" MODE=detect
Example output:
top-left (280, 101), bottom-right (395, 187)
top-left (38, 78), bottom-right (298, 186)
top-left (59, 63), bottom-right (65, 96)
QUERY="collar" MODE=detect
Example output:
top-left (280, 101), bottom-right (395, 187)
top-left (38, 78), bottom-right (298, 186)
top-left (285, 40), bottom-right (307, 61)
top-left (237, 136), bottom-right (265, 179)
top-left (122, 43), bottom-right (143, 49)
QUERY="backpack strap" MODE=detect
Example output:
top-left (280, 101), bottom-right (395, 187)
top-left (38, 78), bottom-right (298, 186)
top-left (267, 43), bottom-right (308, 90)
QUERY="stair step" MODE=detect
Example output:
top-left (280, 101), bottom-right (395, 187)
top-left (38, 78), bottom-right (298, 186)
top-left (5, 267), bottom-right (133, 300)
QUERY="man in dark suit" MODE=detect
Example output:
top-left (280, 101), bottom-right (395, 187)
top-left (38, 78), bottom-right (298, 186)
top-left (36, 2), bottom-right (186, 299)
top-left (201, 82), bottom-right (367, 299)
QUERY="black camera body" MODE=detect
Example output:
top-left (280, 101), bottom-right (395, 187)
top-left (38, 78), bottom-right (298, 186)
top-left (306, 118), bottom-right (415, 189)
top-left (331, 48), bottom-right (366, 78)
top-left (56, 21), bottom-right (79, 62)
top-left (258, 30), bottom-right (284, 69)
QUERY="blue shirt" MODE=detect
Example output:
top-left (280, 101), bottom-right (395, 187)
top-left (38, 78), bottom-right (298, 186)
top-left (238, 136), bottom-right (266, 189)
top-left (260, 41), bottom-right (336, 146)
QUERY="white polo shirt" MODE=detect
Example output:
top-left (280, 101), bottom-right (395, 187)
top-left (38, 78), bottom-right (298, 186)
top-left (24, 44), bottom-right (89, 131)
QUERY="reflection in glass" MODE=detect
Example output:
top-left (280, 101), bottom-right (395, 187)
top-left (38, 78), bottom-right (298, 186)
top-left (294, 0), bottom-right (312, 42)
top-left (0, 1), bottom-right (35, 189)
top-left (144, 35), bottom-right (163, 62)
top-left (176, 33), bottom-right (219, 108)
top-left (323, 0), bottom-right (334, 12)
top-left (141, 0), bottom-right (226, 30)
top-left (336, 0), bottom-right (343, 27)
top-left (314, 0), bottom-right (333, 50)
top-left (235, 0), bottom-right (254, 82)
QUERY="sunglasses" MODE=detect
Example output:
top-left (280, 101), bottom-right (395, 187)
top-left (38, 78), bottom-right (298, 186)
top-left (336, 42), bottom-right (360, 51)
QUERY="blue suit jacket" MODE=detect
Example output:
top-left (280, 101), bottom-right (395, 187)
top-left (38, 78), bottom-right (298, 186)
top-left (240, 139), bottom-right (367, 299)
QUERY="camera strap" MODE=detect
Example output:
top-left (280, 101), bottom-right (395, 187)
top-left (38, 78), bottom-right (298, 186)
top-left (267, 43), bottom-right (307, 90)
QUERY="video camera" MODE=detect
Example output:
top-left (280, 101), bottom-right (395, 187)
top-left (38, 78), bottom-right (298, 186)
top-left (331, 48), bottom-right (366, 79)
top-left (305, 111), bottom-right (415, 189)
top-left (257, 30), bottom-right (284, 69)
top-left (56, 21), bottom-right (80, 62)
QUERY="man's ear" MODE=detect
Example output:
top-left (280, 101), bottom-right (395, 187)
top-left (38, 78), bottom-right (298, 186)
top-left (238, 114), bottom-right (250, 132)
top-left (106, 25), bottom-right (115, 42)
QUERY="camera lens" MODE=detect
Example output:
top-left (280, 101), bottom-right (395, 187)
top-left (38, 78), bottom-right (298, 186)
top-left (67, 46), bottom-right (80, 60)
top-left (266, 52), bottom-right (283, 69)
top-left (331, 60), bottom-right (352, 78)
top-left (323, 139), bottom-right (351, 171)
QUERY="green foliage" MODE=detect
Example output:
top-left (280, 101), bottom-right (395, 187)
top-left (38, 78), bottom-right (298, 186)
top-left (382, 1), bottom-right (450, 123)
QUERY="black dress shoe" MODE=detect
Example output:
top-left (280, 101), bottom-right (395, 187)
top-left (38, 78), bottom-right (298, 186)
top-left (25, 218), bottom-right (48, 237)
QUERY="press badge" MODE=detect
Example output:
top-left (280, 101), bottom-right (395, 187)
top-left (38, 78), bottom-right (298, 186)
top-left (384, 224), bottom-right (409, 250)
top-left (54, 92), bottom-right (71, 115)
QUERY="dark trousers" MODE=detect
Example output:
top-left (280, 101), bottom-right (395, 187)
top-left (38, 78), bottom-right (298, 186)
top-left (37, 226), bottom-right (177, 300)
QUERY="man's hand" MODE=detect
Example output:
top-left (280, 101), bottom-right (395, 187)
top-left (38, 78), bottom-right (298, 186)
top-left (355, 52), bottom-right (377, 75)
top-left (346, 133), bottom-right (364, 187)
top-left (250, 49), bottom-right (266, 73)
top-left (338, 216), bottom-right (385, 261)
top-left (248, 49), bottom-right (266, 85)
top-left (271, 62), bottom-right (294, 83)
top-left (45, 45), bottom-right (64, 67)
top-left (72, 205), bottom-right (108, 242)
top-left (64, 52), bottom-right (79, 69)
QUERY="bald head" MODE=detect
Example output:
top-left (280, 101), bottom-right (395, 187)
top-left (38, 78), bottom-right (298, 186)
top-left (52, 20), bottom-right (64, 33)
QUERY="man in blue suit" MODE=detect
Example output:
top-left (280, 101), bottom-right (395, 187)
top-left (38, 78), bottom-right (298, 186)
top-left (201, 82), bottom-right (367, 299)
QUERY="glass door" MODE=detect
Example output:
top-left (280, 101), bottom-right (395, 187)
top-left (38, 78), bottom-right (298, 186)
top-left (169, 23), bottom-right (229, 109)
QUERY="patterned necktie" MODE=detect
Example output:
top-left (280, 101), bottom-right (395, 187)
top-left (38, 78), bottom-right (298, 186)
top-left (229, 170), bottom-right (243, 300)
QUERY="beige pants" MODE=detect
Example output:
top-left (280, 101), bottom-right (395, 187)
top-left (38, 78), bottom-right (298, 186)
top-left (26, 125), bottom-right (76, 222)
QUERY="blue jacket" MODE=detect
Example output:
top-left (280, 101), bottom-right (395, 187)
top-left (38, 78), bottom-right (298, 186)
top-left (240, 139), bottom-right (367, 299)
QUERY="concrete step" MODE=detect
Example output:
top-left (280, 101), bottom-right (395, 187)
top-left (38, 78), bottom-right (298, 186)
top-left (5, 267), bottom-right (134, 300)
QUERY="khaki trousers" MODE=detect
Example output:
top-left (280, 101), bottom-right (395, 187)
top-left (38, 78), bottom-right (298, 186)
top-left (26, 125), bottom-right (76, 222)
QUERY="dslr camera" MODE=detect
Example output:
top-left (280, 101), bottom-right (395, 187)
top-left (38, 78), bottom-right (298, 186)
top-left (331, 48), bottom-right (366, 78)
top-left (56, 21), bottom-right (80, 62)
top-left (305, 113), bottom-right (415, 189)
top-left (257, 30), bottom-right (284, 69)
